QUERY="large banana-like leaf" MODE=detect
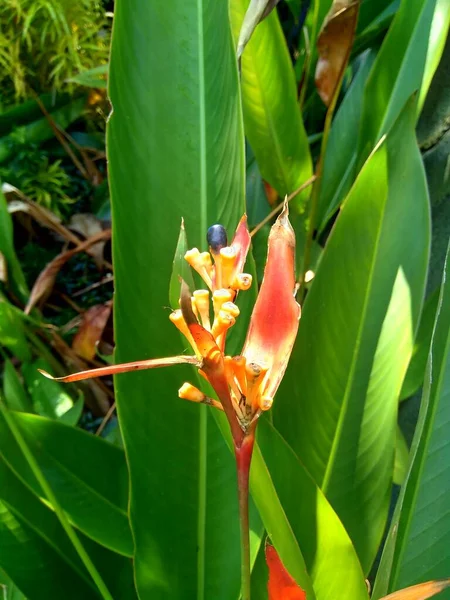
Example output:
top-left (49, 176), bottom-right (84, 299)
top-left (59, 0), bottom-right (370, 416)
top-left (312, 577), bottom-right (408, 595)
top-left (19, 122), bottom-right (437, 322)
top-left (372, 239), bottom-right (450, 599)
top-left (107, 1), bottom-right (249, 598)
top-left (230, 0), bottom-right (312, 205)
top-left (274, 98), bottom-right (430, 573)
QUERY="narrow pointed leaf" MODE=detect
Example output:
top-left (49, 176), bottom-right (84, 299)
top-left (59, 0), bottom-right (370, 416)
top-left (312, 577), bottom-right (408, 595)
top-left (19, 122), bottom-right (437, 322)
top-left (316, 49), bottom-right (376, 230)
top-left (0, 456), bottom-right (137, 600)
top-left (357, 0), bottom-right (438, 166)
top-left (0, 412), bottom-right (132, 557)
top-left (400, 287), bottom-right (440, 400)
top-left (372, 240), bottom-right (450, 597)
top-left (108, 0), bottom-right (248, 597)
top-left (169, 220), bottom-right (195, 310)
top-left (275, 98), bottom-right (430, 573)
top-left (230, 0), bottom-right (312, 205)
top-left (0, 188), bottom-right (28, 302)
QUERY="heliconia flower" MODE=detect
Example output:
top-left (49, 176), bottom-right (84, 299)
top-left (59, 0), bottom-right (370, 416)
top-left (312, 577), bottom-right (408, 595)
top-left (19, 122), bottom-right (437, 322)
top-left (39, 203), bottom-right (300, 444)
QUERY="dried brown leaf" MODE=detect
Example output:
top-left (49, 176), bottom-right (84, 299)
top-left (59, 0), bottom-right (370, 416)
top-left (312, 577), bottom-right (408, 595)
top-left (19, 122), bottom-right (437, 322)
top-left (24, 229), bottom-right (111, 314)
top-left (69, 213), bottom-right (106, 269)
top-left (315, 0), bottom-right (360, 106)
top-left (72, 302), bottom-right (112, 360)
top-left (379, 580), bottom-right (450, 600)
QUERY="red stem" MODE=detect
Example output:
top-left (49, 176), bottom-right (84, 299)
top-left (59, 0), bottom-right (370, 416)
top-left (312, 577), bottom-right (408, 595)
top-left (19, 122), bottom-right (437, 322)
top-left (235, 428), bottom-right (256, 600)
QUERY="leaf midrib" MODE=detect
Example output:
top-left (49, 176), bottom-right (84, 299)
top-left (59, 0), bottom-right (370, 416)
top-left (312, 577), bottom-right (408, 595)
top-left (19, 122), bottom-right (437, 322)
top-left (196, 0), bottom-right (207, 596)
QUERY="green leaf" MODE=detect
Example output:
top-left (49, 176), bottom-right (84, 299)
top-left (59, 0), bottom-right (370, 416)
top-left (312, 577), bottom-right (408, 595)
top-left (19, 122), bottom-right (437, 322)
top-left (393, 426), bottom-right (409, 486)
top-left (66, 65), bottom-right (108, 89)
top-left (357, 0), bottom-right (438, 166)
top-left (275, 98), bottom-right (430, 573)
top-left (0, 455), bottom-right (137, 600)
top-left (317, 49), bottom-right (376, 230)
top-left (230, 0), bottom-right (312, 205)
top-left (169, 219), bottom-right (196, 310)
top-left (108, 0), bottom-right (249, 597)
top-left (0, 297), bottom-right (31, 362)
top-left (255, 419), bottom-right (370, 600)
top-left (3, 359), bottom-right (33, 413)
top-left (400, 287), bottom-right (440, 401)
top-left (0, 190), bottom-right (28, 302)
top-left (0, 412), bottom-right (132, 557)
top-left (372, 239), bottom-right (450, 598)
top-left (21, 359), bottom-right (77, 422)
top-left (418, 0), bottom-right (450, 112)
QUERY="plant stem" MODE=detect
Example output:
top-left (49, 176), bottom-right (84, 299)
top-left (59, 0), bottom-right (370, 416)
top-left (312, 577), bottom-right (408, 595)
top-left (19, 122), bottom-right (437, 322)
top-left (235, 429), bottom-right (256, 600)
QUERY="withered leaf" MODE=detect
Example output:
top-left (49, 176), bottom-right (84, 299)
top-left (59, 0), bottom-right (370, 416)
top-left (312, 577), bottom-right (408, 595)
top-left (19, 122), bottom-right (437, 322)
top-left (24, 229), bottom-right (111, 314)
top-left (315, 0), bottom-right (360, 106)
top-left (72, 302), bottom-right (112, 361)
top-left (379, 580), bottom-right (450, 600)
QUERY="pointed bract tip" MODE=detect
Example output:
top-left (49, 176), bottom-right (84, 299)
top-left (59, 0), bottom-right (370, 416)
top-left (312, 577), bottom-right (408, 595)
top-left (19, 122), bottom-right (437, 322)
top-left (38, 368), bottom-right (55, 380)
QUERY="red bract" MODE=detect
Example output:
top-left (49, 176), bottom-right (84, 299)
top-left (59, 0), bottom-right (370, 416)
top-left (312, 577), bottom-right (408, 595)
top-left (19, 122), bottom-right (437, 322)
top-left (266, 543), bottom-right (307, 600)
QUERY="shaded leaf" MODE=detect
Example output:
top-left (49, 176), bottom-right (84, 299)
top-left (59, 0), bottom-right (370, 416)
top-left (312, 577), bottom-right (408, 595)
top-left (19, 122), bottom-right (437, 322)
top-left (0, 411), bottom-right (133, 558)
top-left (266, 542), bottom-right (307, 600)
top-left (315, 0), bottom-right (360, 106)
top-left (0, 297), bottom-right (31, 362)
top-left (393, 425), bottom-right (409, 486)
top-left (372, 240), bottom-right (450, 597)
top-left (72, 303), bottom-right (112, 361)
top-left (0, 454), bottom-right (137, 600)
top-left (316, 49), bottom-right (376, 230)
top-left (0, 96), bottom-right (87, 164)
top-left (400, 287), bottom-right (440, 400)
top-left (2, 360), bottom-right (33, 413)
top-left (0, 189), bottom-right (28, 302)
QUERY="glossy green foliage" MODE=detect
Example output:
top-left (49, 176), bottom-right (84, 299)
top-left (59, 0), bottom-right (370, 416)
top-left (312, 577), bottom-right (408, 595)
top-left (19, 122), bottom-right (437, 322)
top-left (0, 412), bottom-right (132, 556)
top-left (108, 0), bottom-right (248, 598)
top-left (230, 0), bottom-right (312, 205)
top-left (318, 0), bottom-right (448, 230)
top-left (275, 100), bottom-right (430, 573)
top-left (373, 240), bottom-right (450, 599)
